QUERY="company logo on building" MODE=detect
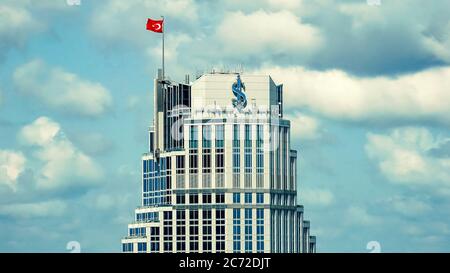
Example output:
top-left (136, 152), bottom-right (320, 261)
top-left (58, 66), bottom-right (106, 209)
top-left (232, 74), bottom-right (247, 110)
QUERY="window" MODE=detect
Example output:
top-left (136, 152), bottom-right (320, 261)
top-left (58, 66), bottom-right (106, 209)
top-left (163, 211), bottom-right (173, 252)
top-left (203, 151), bottom-right (211, 172)
top-left (215, 193), bottom-right (225, 203)
top-left (202, 126), bottom-right (211, 148)
top-left (189, 126), bottom-right (199, 188)
top-left (233, 124), bottom-right (240, 188)
top-left (216, 153), bottom-right (224, 173)
top-left (176, 193), bottom-right (185, 204)
top-left (215, 125), bottom-right (224, 148)
top-left (215, 125), bottom-right (225, 188)
top-left (136, 212), bottom-right (158, 222)
top-left (256, 193), bottom-right (264, 204)
top-left (244, 125), bottom-right (252, 188)
top-left (256, 125), bottom-right (264, 188)
top-left (233, 208), bottom-right (241, 253)
top-left (202, 209), bottom-right (212, 252)
top-left (244, 208), bottom-right (253, 253)
top-left (122, 243), bottom-right (133, 252)
top-left (129, 227), bottom-right (146, 237)
top-left (257, 208), bottom-right (264, 252)
top-left (189, 210), bottom-right (199, 252)
top-left (189, 193), bottom-right (198, 204)
top-left (189, 152), bottom-right (198, 173)
top-left (216, 209), bottom-right (225, 252)
top-left (143, 157), bottom-right (172, 207)
top-left (202, 126), bottom-right (212, 186)
top-left (233, 193), bottom-right (241, 204)
top-left (138, 242), bottom-right (147, 253)
top-left (245, 192), bottom-right (252, 204)
top-left (176, 155), bottom-right (185, 173)
top-left (176, 210), bottom-right (186, 251)
top-left (150, 227), bottom-right (160, 252)
top-left (202, 193), bottom-right (212, 204)
top-left (245, 124), bottom-right (252, 147)
top-left (189, 126), bottom-right (198, 149)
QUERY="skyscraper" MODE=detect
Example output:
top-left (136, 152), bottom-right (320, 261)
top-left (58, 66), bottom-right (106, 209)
top-left (121, 70), bottom-right (316, 253)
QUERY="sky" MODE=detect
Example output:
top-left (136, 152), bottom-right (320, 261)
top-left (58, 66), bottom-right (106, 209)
top-left (0, 0), bottom-right (450, 253)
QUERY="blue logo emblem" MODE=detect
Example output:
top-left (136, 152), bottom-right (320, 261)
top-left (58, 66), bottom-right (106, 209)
top-left (232, 74), bottom-right (247, 109)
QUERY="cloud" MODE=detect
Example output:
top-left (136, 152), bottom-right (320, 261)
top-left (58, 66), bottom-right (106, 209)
top-left (147, 34), bottom-right (192, 63)
top-left (423, 25), bottom-right (450, 63)
top-left (300, 188), bottom-right (334, 207)
top-left (384, 195), bottom-right (432, 217)
top-left (13, 59), bottom-right (112, 117)
top-left (84, 0), bottom-right (450, 77)
top-left (94, 193), bottom-right (132, 211)
top-left (365, 127), bottom-right (450, 189)
top-left (258, 65), bottom-right (450, 125)
top-left (89, 0), bottom-right (198, 48)
top-left (0, 1), bottom-right (71, 59)
top-left (0, 200), bottom-right (66, 219)
top-left (266, 0), bottom-right (302, 10)
top-left (0, 150), bottom-right (26, 191)
top-left (18, 116), bottom-right (60, 146)
top-left (0, 3), bottom-right (43, 58)
top-left (216, 10), bottom-right (322, 58)
top-left (315, 0), bottom-right (450, 75)
top-left (346, 206), bottom-right (381, 226)
top-left (146, 33), bottom-right (194, 78)
top-left (286, 112), bottom-right (322, 140)
top-left (70, 132), bottom-right (114, 157)
top-left (18, 117), bottom-right (103, 190)
top-left (428, 139), bottom-right (450, 158)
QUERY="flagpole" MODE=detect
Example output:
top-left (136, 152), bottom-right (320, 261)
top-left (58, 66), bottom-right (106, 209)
top-left (161, 15), bottom-right (165, 80)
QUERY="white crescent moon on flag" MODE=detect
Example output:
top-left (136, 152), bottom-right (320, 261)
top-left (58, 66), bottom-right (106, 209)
top-left (152, 23), bottom-right (161, 31)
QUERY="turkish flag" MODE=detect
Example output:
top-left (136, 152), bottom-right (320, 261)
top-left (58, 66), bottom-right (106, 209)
top-left (146, 18), bottom-right (163, 33)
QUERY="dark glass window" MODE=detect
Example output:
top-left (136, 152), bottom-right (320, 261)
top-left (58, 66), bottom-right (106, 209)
top-left (245, 192), bottom-right (252, 204)
top-left (176, 193), bottom-right (185, 204)
top-left (189, 193), bottom-right (198, 204)
top-left (256, 193), bottom-right (264, 204)
top-left (202, 193), bottom-right (212, 204)
top-left (233, 193), bottom-right (240, 203)
top-left (215, 193), bottom-right (225, 203)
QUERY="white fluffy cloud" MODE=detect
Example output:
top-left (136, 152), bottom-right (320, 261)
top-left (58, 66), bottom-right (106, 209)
top-left (338, 1), bottom-right (450, 65)
top-left (18, 116), bottom-right (59, 146)
top-left (0, 150), bottom-right (26, 191)
top-left (301, 188), bottom-right (334, 207)
top-left (13, 59), bottom-right (112, 117)
top-left (258, 66), bottom-right (450, 124)
top-left (0, 3), bottom-right (42, 53)
top-left (0, 200), bottom-right (66, 219)
top-left (286, 112), bottom-right (322, 140)
top-left (89, 0), bottom-right (198, 48)
top-left (0, 1), bottom-right (70, 56)
top-left (216, 10), bottom-right (322, 56)
top-left (365, 127), bottom-right (450, 189)
top-left (18, 117), bottom-right (103, 190)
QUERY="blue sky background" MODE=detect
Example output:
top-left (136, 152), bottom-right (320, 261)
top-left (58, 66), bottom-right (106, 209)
top-left (0, 0), bottom-right (450, 252)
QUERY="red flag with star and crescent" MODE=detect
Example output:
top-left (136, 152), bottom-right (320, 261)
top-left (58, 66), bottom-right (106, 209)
top-left (146, 18), bottom-right (164, 33)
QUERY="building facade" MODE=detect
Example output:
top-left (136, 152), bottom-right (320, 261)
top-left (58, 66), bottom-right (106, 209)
top-left (121, 70), bottom-right (316, 253)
